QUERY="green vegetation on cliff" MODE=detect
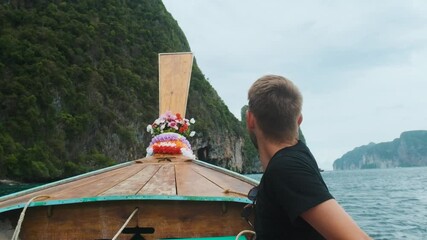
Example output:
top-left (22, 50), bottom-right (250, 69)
top-left (333, 130), bottom-right (427, 170)
top-left (0, 0), bottom-right (242, 182)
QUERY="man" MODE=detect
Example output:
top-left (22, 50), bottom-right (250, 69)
top-left (246, 75), bottom-right (371, 239)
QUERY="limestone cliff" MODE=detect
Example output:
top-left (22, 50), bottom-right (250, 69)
top-left (193, 133), bottom-right (245, 172)
top-left (333, 130), bottom-right (427, 170)
top-left (0, 0), bottom-right (250, 181)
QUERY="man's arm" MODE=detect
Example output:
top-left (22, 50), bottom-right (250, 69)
top-left (301, 199), bottom-right (372, 240)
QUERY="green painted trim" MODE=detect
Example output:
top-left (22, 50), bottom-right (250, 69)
top-left (0, 195), bottom-right (252, 213)
top-left (0, 161), bottom-right (134, 201)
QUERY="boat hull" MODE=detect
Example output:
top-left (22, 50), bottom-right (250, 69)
top-left (1, 199), bottom-right (252, 240)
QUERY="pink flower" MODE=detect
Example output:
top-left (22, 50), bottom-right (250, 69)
top-left (168, 121), bottom-right (179, 130)
top-left (147, 112), bottom-right (196, 138)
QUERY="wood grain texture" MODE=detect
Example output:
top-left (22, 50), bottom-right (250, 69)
top-left (17, 200), bottom-right (251, 240)
top-left (100, 164), bottom-right (161, 196)
top-left (0, 163), bottom-right (141, 208)
top-left (53, 164), bottom-right (146, 199)
top-left (158, 52), bottom-right (193, 117)
top-left (0, 157), bottom-right (257, 211)
top-left (1, 157), bottom-right (257, 239)
top-left (139, 164), bottom-right (176, 195)
top-left (191, 165), bottom-right (254, 197)
top-left (175, 164), bottom-right (225, 197)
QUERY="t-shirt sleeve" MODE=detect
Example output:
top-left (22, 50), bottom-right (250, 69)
top-left (266, 155), bottom-right (333, 222)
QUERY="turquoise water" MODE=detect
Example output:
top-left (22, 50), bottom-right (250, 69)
top-left (250, 167), bottom-right (427, 239)
top-left (0, 183), bottom-right (40, 197)
top-left (2, 168), bottom-right (426, 239)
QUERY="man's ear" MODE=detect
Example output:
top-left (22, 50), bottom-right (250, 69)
top-left (246, 110), bottom-right (255, 130)
top-left (298, 114), bottom-right (303, 126)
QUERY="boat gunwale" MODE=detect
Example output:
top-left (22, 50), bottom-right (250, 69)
top-left (0, 194), bottom-right (252, 213)
top-left (0, 160), bottom-right (134, 202)
top-left (0, 158), bottom-right (260, 214)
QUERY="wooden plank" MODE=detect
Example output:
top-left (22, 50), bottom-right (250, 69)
top-left (139, 164), bottom-right (176, 195)
top-left (0, 163), bottom-right (141, 209)
top-left (16, 200), bottom-right (250, 240)
top-left (194, 160), bottom-right (259, 186)
top-left (51, 163), bottom-right (147, 199)
top-left (158, 52), bottom-right (193, 117)
top-left (100, 164), bottom-right (161, 196)
top-left (175, 164), bottom-right (225, 197)
top-left (191, 165), bottom-right (254, 198)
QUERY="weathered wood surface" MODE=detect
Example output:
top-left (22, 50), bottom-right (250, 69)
top-left (140, 164), bottom-right (176, 195)
top-left (158, 52), bottom-right (193, 117)
top-left (0, 155), bottom-right (257, 211)
top-left (100, 164), bottom-right (160, 196)
top-left (175, 163), bottom-right (225, 196)
top-left (13, 200), bottom-right (250, 240)
top-left (0, 155), bottom-right (257, 239)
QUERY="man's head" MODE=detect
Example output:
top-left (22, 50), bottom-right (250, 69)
top-left (247, 75), bottom-right (303, 145)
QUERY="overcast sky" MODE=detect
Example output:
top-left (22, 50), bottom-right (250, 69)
top-left (163, 0), bottom-right (427, 170)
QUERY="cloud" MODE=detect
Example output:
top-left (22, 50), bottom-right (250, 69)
top-left (163, 0), bottom-right (427, 169)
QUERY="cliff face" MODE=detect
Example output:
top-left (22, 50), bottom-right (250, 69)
top-left (193, 133), bottom-right (245, 172)
top-left (398, 131), bottom-right (427, 166)
top-left (0, 0), bottom-right (249, 181)
top-left (333, 130), bottom-right (427, 170)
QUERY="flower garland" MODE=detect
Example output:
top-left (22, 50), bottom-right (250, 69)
top-left (146, 112), bottom-right (196, 158)
top-left (146, 111), bottom-right (195, 138)
top-left (149, 132), bottom-right (192, 149)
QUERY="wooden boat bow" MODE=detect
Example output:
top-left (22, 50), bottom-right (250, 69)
top-left (0, 155), bottom-right (257, 213)
top-left (0, 53), bottom-right (258, 239)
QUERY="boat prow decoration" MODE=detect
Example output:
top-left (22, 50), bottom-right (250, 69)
top-left (0, 53), bottom-right (258, 240)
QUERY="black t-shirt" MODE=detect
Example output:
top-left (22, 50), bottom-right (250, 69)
top-left (254, 141), bottom-right (333, 239)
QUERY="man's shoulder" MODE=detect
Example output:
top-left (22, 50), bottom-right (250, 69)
top-left (272, 142), bottom-right (312, 163)
top-left (267, 142), bottom-right (319, 175)
top-left (274, 141), bottom-right (310, 156)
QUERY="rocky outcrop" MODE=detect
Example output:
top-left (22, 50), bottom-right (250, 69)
top-left (193, 133), bottom-right (245, 172)
top-left (333, 130), bottom-right (427, 170)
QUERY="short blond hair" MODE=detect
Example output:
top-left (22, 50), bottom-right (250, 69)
top-left (248, 75), bottom-right (303, 142)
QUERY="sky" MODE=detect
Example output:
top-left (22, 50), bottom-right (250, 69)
top-left (162, 0), bottom-right (427, 170)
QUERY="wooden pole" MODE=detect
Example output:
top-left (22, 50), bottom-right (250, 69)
top-left (158, 52), bottom-right (193, 118)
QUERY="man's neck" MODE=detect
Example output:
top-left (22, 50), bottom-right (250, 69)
top-left (258, 137), bottom-right (298, 170)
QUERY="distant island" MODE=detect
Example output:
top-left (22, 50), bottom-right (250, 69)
top-left (333, 130), bottom-right (427, 170)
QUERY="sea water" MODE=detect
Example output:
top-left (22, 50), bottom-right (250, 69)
top-left (0, 183), bottom-right (39, 197)
top-left (249, 167), bottom-right (427, 239)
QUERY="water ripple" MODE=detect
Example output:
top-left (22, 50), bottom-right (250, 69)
top-left (322, 167), bottom-right (427, 239)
